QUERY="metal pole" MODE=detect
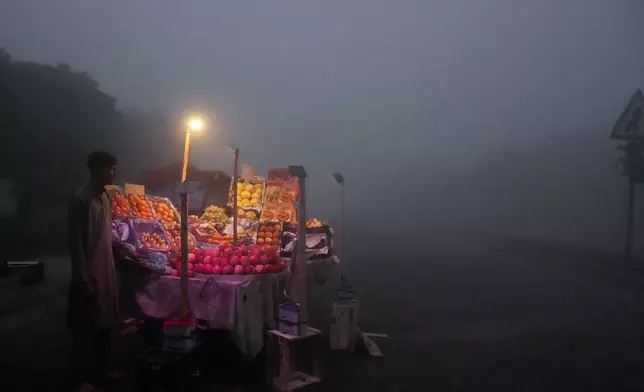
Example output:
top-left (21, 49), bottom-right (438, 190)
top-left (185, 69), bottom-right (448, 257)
top-left (626, 172), bottom-right (635, 259)
top-left (179, 193), bottom-right (189, 311)
top-left (340, 181), bottom-right (346, 262)
top-left (296, 176), bottom-right (308, 322)
top-left (232, 148), bottom-right (239, 245)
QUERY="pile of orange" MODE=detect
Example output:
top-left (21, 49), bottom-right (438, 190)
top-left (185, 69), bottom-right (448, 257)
top-left (152, 201), bottom-right (176, 223)
top-left (112, 193), bottom-right (131, 216)
top-left (207, 233), bottom-right (234, 245)
top-left (128, 194), bottom-right (155, 220)
top-left (256, 223), bottom-right (281, 245)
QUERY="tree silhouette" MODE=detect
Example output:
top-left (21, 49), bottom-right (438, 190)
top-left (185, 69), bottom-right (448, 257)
top-left (0, 48), bottom-right (124, 255)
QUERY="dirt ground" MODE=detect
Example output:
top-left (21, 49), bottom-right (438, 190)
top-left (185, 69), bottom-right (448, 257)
top-left (3, 229), bottom-right (644, 391)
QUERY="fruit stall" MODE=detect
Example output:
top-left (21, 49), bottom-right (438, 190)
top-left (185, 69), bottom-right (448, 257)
top-left (109, 168), bottom-right (338, 357)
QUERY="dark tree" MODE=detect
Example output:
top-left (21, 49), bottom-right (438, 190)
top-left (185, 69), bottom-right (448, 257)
top-left (0, 48), bottom-right (124, 255)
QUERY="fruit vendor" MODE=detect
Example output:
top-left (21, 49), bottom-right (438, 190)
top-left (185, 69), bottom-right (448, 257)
top-left (67, 151), bottom-right (122, 392)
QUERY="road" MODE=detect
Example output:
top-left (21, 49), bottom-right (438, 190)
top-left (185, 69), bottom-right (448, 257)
top-left (2, 229), bottom-right (644, 391)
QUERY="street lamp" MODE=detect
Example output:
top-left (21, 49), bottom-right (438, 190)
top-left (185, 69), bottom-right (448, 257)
top-left (332, 172), bottom-right (345, 262)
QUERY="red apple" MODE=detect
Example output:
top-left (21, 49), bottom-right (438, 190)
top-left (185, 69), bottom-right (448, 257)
top-left (213, 257), bottom-right (222, 265)
top-left (212, 265), bottom-right (222, 275)
top-left (194, 249), bottom-right (204, 257)
top-left (234, 250), bottom-right (243, 258)
top-left (225, 249), bottom-right (234, 258)
top-left (171, 269), bottom-right (179, 277)
top-left (260, 255), bottom-right (269, 264)
top-left (202, 264), bottom-right (213, 274)
top-left (250, 255), bottom-right (260, 265)
top-left (240, 256), bottom-right (250, 265)
top-left (254, 264), bottom-right (264, 274)
top-left (244, 265), bottom-right (255, 275)
top-left (230, 256), bottom-right (240, 266)
top-left (187, 262), bottom-right (194, 271)
top-left (222, 265), bottom-right (233, 275)
top-left (204, 256), bottom-right (212, 265)
top-left (234, 265), bottom-right (244, 275)
top-left (188, 271), bottom-right (195, 278)
top-left (187, 253), bottom-right (196, 263)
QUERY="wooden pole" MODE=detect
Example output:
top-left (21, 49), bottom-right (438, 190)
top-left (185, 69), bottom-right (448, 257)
top-left (232, 148), bottom-right (240, 246)
top-left (180, 130), bottom-right (191, 312)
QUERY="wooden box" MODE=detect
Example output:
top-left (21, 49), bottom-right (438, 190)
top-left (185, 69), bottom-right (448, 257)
top-left (266, 327), bottom-right (323, 392)
top-left (330, 300), bottom-right (359, 350)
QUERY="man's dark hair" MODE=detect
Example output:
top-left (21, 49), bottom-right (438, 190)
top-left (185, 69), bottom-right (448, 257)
top-left (87, 151), bottom-right (117, 172)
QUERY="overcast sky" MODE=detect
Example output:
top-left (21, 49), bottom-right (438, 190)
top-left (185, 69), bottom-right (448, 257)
top-left (2, 0), bottom-right (644, 249)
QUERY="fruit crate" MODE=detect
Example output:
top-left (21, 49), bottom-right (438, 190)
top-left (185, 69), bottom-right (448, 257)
top-left (107, 186), bottom-right (134, 218)
top-left (256, 221), bottom-right (282, 246)
top-left (131, 219), bottom-right (172, 253)
top-left (228, 177), bottom-right (265, 210)
top-left (147, 195), bottom-right (180, 224)
top-left (126, 192), bottom-right (157, 221)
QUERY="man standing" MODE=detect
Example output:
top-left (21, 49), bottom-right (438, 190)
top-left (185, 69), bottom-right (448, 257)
top-left (68, 151), bottom-right (120, 392)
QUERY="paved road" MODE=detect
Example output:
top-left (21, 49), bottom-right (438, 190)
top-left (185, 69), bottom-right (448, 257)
top-left (2, 230), bottom-right (644, 391)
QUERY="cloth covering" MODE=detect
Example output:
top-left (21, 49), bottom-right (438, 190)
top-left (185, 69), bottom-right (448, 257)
top-left (135, 257), bottom-right (340, 357)
top-left (136, 273), bottom-right (287, 357)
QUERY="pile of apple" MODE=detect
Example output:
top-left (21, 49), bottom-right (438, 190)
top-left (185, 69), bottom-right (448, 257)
top-left (167, 244), bottom-right (286, 277)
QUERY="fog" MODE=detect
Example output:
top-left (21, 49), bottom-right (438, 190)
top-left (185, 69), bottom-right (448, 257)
top-left (2, 0), bottom-right (644, 252)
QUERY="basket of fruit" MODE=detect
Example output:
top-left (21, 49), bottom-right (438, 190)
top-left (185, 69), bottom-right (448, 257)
top-left (108, 187), bottom-right (133, 217)
top-left (162, 221), bottom-right (198, 252)
top-left (256, 222), bottom-right (282, 246)
top-left (229, 179), bottom-right (265, 209)
top-left (147, 196), bottom-right (179, 223)
top-left (131, 219), bottom-right (171, 252)
top-left (127, 194), bottom-right (156, 221)
top-left (200, 205), bottom-right (228, 226)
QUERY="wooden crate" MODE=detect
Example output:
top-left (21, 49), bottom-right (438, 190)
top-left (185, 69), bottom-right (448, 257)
top-left (266, 327), bottom-right (323, 392)
top-left (330, 300), bottom-right (359, 350)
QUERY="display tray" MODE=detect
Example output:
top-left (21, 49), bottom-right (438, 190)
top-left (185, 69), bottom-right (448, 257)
top-left (131, 219), bottom-right (171, 252)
